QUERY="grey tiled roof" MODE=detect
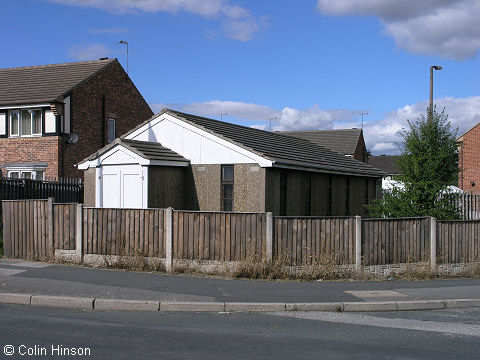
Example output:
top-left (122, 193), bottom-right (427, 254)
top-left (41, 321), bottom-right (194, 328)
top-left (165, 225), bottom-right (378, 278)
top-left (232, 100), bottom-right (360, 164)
top-left (80, 138), bottom-right (188, 164)
top-left (0, 58), bottom-right (115, 105)
top-left (122, 139), bottom-right (188, 162)
top-left (279, 129), bottom-right (362, 155)
top-left (368, 155), bottom-right (401, 175)
top-left (159, 109), bottom-right (385, 177)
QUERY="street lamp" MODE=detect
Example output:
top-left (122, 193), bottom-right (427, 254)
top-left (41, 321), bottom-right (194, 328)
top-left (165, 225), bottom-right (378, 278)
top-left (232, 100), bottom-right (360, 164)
top-left (429, 65), bottom-right (442, 120)
top-left (119, 40), bottom-right (129, 75)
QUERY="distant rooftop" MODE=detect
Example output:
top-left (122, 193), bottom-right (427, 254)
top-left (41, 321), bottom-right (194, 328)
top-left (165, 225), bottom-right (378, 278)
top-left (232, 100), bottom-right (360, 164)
top-left (278, 129), bottom-right (363, 156)
top-left (368, 155), bottom-right (401, 175)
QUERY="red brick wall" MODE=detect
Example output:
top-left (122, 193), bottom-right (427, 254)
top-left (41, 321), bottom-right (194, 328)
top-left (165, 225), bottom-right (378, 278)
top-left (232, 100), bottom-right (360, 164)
top-left (0, 136), bottom-right (62, 178)
top-left (458, 123), bottom-right (480, 191)
top-left (63, 59), bottom-right (153, 178)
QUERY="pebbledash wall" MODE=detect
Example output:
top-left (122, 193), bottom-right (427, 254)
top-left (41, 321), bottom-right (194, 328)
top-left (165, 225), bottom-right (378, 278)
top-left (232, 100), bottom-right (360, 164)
top-left (96, 163), bottom-right (378, 217)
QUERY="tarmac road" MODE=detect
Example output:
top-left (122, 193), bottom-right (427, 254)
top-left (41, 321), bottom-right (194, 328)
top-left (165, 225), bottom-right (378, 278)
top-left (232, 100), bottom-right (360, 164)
top-left (0, 304), bottom-right (479, 360)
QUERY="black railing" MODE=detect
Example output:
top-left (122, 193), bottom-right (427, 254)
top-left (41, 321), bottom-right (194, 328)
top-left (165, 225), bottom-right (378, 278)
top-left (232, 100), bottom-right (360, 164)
top-left (0, 177), bottom-right (84, 203)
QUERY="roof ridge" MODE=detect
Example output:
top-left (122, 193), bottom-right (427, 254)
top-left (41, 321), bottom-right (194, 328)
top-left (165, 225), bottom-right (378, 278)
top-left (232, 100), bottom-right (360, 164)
top-left (0, 58), bottom-right (115, 72)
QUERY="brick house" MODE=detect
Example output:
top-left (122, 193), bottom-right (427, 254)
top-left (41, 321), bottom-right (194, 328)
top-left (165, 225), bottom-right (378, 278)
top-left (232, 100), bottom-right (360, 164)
top-left (78, 109), bottom-right (385, 216)
top-left (279, 129), bottom-right (368, 162)
top-left (0, 58), bottom-right (153, 179)
top-left (457, 123), bottom-right (480, 191)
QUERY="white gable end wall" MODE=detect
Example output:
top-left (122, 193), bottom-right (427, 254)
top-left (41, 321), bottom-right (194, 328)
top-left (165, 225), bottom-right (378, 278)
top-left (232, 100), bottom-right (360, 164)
top-left (125, 114), bottom-right (273, 167)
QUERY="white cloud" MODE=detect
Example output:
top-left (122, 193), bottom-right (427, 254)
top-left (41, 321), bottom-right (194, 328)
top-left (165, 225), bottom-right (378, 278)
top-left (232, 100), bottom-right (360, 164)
top-left (363, 96), bottom-right (480, 154)
top-left (46, 0), bottom-right (264, 41)
top-left (89, 27), bottom-right (131, 35)
top-left (151, 96), bottom-right (480, 155)
top-left (68, 43), bottom-right (113, 60)
top-left (150, 100), bottom-right (357, 130)
top-left (317, 0), bottom-right (480, 59)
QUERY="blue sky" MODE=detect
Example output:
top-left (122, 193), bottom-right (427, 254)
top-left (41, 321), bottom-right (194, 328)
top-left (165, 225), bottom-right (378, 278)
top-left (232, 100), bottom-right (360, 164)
top-left (2, 0), bottom-right (480, 154)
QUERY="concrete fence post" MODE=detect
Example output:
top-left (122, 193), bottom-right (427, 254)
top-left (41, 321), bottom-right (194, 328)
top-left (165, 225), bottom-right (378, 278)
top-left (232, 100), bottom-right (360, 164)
top-left (355, 216), bottom-right (362, 272)
top-left (165, 207), bottom-right (173, 273)
top-left (47, 197), bottom-right (54, 259)
top-left (266, 212), bottom-right (273, 262)
top-left (75, 204), bottom-right (83, 264)
top-left (430, 217), bottom-right (437, 273)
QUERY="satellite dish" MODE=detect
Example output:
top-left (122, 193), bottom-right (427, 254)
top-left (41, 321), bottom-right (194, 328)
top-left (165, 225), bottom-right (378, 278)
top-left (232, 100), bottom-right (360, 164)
top-left (64, 133), bottom-right (79, 144)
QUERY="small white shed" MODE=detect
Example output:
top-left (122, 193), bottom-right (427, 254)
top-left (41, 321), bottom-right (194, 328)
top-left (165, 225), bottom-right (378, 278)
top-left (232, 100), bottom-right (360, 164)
top-left (78, 138), bottom-right (189, 208)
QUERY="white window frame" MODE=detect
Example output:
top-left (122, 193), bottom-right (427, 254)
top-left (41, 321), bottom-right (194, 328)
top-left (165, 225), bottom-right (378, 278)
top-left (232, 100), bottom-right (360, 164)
top-left (7, 168), bottom-right (45, 180)
top-left (8, 108), bottom-right (42, 137)
top-left (9, 110), bottom-right (20, 136)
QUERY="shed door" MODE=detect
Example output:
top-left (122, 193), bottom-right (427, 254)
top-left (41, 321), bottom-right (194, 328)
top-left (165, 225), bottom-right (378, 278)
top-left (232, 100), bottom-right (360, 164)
top-left (101, 165), bottom-right (144, 208)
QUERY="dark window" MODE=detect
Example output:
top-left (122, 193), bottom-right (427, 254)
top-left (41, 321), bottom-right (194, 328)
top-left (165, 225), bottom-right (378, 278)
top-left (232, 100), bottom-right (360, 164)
top-left (221, 165), bottom-right (234, 211)
top-left (305, 174), bottom-right (311, 216)
top-left (345, 178), bottom-right (350, 216)
top-left (280, 170), bottom-right (287, 216)
top-left (327, 175), bottom-right (333, 216)
top-left (107, 118), bottom-right (116, 143)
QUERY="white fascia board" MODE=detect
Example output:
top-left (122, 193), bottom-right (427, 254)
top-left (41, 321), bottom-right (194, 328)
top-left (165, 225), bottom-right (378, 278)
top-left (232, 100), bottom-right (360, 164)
top-left (0, 103), bottom-right (50, 110)
top-left (150, 160), bottom-right (189, 167)
top-left (125, 113), bottom-right (274, 168)
top-left (78, 144), bottom-right (150, 169)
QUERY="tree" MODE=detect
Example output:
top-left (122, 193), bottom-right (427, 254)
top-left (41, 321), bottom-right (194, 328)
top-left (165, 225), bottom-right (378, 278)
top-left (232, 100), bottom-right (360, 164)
top-left (367, 107), bottom-right (461, 220)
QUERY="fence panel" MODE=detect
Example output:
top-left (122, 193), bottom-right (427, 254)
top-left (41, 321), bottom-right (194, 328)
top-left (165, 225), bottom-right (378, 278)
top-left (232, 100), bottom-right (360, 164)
top-left (362, 217), bottom-right (430, 265)
top-left (53, 203), bottom-right (78, 250)
top-left (172, 211), bottom-right (266, 261)
top-left (436, 220), bottom-right (480, 263)
top-left (2, 200), bottom-right (50, 259)
top-left (273, 217), bottom-right (355, 265)
top-left (82, 208), bottom-right (166, 257)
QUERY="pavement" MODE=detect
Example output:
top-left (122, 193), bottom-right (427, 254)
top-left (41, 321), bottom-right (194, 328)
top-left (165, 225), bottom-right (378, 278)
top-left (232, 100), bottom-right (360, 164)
top-left (1, 258), bottom-right (480, 312)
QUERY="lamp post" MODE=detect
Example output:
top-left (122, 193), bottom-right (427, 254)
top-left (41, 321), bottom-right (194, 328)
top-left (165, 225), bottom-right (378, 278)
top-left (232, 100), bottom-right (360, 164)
top-left (429, 65), bottom-right (442, 121)
top-left (119, 40), bottom-right (129, 74)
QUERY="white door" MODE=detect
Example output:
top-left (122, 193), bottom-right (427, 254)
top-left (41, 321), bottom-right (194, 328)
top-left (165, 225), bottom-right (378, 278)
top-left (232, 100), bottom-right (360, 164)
top-left (122, 172), bottom-right (143, 208)
top-left (101, 165), bottom-right (145, 208)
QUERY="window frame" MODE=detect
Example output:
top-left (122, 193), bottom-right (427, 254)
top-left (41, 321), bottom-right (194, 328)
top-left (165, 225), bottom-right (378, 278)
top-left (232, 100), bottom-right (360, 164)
top-left (7, 167), bottom-right (45, 180)
top-left (107, 118), bottom-right (116, 143)
top-left (221, 165), bottom-right (234, 212)
top-left (8, 108), bottom-right (42, 137)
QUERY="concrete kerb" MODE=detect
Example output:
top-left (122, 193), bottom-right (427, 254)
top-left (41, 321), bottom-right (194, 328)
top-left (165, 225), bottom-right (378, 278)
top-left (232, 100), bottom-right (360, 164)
top-left (1, 293), bottom-right (480, 313)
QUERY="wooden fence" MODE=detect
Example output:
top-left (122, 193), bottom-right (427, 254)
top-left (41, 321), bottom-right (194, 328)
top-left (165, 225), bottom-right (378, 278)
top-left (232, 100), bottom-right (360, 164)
top-left (437, 220), bottom-right (480, 263)
top-left (362, 217), bottom-right (431, 265)
top-left (2, 200), bottom-right (480, 268)
top-left (274, 217), bottom-right (356, 265)
top-left (83, 208), bottom-right (166, 257)
top-left (2, 200), bottom-right (52, 259)
top-left (173, 211), bottom-right (266, 261)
